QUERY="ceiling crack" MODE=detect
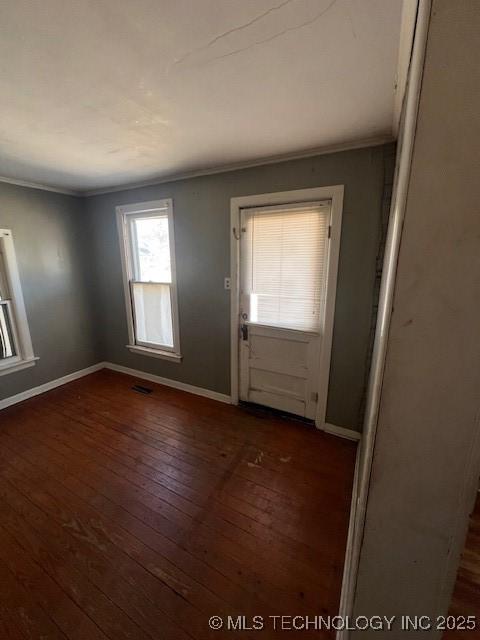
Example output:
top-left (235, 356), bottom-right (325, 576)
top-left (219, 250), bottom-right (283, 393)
top-left (209, 0), bottom-right (339, 64)
top-left (172, 0), bottom-right (339, 70)
top-left (173, 0), bottom-right (295, 66)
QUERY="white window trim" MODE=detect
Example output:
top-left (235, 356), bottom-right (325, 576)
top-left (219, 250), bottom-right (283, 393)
top-left (229, 185), bottom-right (344, 430)
top-left (0, 229), bottom-right (38, 376)
top-left (116, 199), bottom-right (182, 363)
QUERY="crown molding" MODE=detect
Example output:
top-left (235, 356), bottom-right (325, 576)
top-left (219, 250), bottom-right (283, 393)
top-left (84, 135), bottom-right (395, 197)
top-left (0, 135), bottom-right (395, 199)
top-left (0, 175), bottom-right (80, 196)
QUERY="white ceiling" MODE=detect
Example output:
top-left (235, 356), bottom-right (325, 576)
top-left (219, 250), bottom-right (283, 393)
top-left (0, 0), bottom-right (404, 193)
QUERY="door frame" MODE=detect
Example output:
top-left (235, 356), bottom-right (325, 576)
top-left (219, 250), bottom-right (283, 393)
top-left (230, 185), bottom-right (344, 430)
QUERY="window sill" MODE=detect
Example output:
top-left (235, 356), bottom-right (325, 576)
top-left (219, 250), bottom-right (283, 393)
top-left (0, 356), bottom-right (39, 377)
top-left (126, 345), bottom-right (182, 363)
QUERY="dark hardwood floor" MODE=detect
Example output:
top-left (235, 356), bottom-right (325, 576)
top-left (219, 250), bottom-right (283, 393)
top-left (0, 369), bottom-right (356, 639)
top-left (445, 493), bottom-right (480, 639)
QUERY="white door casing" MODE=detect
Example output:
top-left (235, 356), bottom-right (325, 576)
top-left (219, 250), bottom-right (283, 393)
top-left (230, 186), bottom-right (344, 429)
top-left (239, 200), bottom-right (330, 419)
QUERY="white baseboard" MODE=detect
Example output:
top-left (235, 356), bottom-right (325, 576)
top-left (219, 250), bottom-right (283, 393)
top-left (0, 362), bottom-right (361, 440)
top-left (103, 362), bottom-right (232, 405)
top-left (0, 362), bottom-right (105, 411)
top-left (323, 422), bottom-right (361, 441)
top-left (0, 359), bottom-right (230, 411)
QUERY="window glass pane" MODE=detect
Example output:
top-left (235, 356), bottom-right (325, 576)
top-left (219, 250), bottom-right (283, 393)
top-left (132, 282), bottom-right (173, 348)
top-left (0, 248), bottom-right (9, 300)
top-left (132, 216), bottom-right (171, 282)
top-left (243, 205), bottom-right (329, 331)
top-left (0, 303), bottom-right (16, 359)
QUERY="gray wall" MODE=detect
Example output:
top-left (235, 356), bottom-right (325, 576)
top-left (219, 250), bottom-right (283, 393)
top-left (0, 144), bottom-right (394, 430)
top-left (0, 182), bottom-right (99, 400)
top-left (86, 144), bottom-right (394, 431)
top-left (353, 1), bottom-right (480, 635)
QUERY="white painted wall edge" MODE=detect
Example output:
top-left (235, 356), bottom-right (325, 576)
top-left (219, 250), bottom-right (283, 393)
top-left (0, 362), bottom-right (104, 410)
top-left (336, 1), bottom-right (431, 636)
top-left (393, 0), bottom-right (418, 136)
top-left (338, 444), bottom-right (361, 614)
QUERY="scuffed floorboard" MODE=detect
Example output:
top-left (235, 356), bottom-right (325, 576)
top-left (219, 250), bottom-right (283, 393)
top-left (0, 368), bottom-right (356, 639)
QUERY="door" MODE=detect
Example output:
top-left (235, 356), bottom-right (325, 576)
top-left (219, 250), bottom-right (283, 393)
top-left (238, 200), bottom-right (331, 419)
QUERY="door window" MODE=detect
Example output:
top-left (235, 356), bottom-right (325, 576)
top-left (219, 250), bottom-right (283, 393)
top-left (241, 202), bottom-right (330, 332)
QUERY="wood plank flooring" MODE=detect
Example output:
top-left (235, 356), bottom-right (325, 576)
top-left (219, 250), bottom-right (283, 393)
top-left (0, 369), bottom-right (356, 639)
top-left (445, 493), bottom-right (480, 639)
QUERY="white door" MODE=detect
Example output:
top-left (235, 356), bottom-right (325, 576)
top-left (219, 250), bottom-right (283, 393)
top-left (238, 200), bottom-right (331, 419)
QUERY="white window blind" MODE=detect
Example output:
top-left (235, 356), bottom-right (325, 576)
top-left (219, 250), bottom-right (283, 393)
top-left (242, 202), bottom-right (330, 332)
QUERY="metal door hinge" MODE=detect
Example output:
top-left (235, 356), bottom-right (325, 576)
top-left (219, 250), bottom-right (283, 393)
top-left (327, 225), bottom-right (332, 239)
top-left (311, 391), bottom-right (318, 402)
top-left (233, 227), bottom-right (247, 240)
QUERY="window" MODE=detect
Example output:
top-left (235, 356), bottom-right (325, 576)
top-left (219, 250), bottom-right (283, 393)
top-left (241, 201), bottom-right (330, 332)
top-left (116, 200), bottom-right (181, 361)
top-left (0, 229), bottom-right (36, 375)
